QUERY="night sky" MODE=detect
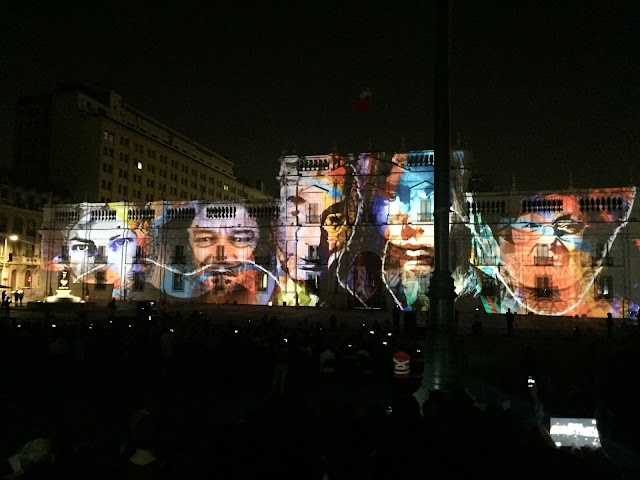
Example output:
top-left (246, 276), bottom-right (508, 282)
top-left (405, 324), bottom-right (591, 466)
top-left (1, 0), bottom-right (638, 195)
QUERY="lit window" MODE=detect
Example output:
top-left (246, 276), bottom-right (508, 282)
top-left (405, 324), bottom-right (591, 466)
top-left (223, 184), bottom-right (229, 191)
top-left (137, 161), bottom-right (143, 170)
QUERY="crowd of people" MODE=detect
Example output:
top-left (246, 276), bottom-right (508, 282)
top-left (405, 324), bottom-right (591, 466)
top-left (0, 307), bottom-right (631, 479)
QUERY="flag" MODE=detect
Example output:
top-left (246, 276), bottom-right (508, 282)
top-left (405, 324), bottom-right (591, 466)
top-left (352, 87), bottom-right (372, 112)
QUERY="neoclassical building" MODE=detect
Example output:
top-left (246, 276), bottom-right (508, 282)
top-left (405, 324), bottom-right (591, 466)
top-left (39, 150), bottom-right (640, 318)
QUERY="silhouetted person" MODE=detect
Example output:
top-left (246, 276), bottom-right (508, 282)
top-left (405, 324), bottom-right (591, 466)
top-left (606, 312), bottom-right (614, 336)
top-left (505, 308), bottom-right (515, 336)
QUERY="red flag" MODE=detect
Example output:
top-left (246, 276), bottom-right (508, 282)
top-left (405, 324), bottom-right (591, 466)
top-left (352, 87), bottom-right (371, 112)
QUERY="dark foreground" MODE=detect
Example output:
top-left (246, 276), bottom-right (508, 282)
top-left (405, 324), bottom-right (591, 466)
top-left (1, 305), bottom-right (639, 479)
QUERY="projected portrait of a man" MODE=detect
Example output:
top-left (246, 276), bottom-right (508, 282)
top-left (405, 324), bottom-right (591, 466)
top-left (187, 203), bottom-right (278, 305)
top-left (56, 204), bottom-right (149, 299)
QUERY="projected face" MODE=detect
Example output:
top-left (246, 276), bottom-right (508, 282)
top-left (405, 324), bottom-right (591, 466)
top-left (497, 209), bottom-right (591, 315)
top-left (284, 165), bottom-right (354, 281)
top-left (189, 205), bottom-right (259, 295)
top-left (382, 166), bottom-right (435, 309)
top-left (484, 191), bottom-right (636, 316)
top-left (65, 214), bottom-right (142, 298)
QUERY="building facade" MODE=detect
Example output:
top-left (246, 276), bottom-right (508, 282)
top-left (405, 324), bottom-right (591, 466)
top-left (38, 150), bottom-right (640, 318)
top-left (14, 85), bottom-right (271, 204)
top-left (0, 183), bottom-right (46, 296)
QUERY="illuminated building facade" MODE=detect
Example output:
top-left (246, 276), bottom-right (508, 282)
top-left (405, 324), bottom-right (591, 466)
top-left (13, 85), bottom-right (271, 204)
top-left (0, 183), bottom-right (46, 294)
top-left (39, 150), bottom-right (640, 318)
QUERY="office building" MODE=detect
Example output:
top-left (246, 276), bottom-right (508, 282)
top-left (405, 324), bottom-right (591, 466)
top-left (14, 84), bottom-right (271, 204)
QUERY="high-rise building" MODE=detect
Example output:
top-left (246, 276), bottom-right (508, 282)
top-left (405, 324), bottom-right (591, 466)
top-left (13, 84), bottom-right (271, 204)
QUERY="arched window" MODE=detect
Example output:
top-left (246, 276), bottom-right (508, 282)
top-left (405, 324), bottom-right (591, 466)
top-left (26, 218), bottom-right (37, 237)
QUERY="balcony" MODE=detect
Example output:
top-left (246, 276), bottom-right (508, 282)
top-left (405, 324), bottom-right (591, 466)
top-left (93, 255), bottom-right (108, 264)
top-left (418, 213), bottom-right (433, 222)
top-left (534, 256), bottom-right (554, 266)
top-left (306, 214), bottom-right (321, 224)
top-left (535, 288), bottom-right (552, 298)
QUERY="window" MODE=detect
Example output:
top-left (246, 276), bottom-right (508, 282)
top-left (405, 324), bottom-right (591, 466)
top-left (419, 199), bottom-right (432, 221)
top-left (134, 245), bottom-right (145, 263)
top-left (535, 244), bottom-right (553, 266)
top-left (308, 245), bottom-right (319, 260)
top-left (258, 273), bottom-right (268, 291)
top-left (535, 276), bottom-right (552, 298)
top-left (137, 161), bottom-right (143, 170)
top-left (216, 245), bottom-right (225, 261)
top-left (12, 217), bottom-right (24, 235)
top-left (26, 218), bottom-right (37, 236)
top-left (307, 203), bottom-right (320, 223)
top-left (172, 272), bottom-right (184, 291)
top-left (223, 184), bottom-right (229, 191)
top-left (597, 276), bottom-right (613, 299)
top-left (173, 245), bottom-right (186, 264)
top-left (95, 270), bottom-right (106, 290)
top-left (132, 272), bottom-right (145, 291)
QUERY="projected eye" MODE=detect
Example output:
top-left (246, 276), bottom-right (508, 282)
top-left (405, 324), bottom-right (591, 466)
top-left (193, 234), bottom-right (217, 247)
top-left (71, 242), bottom-right (98, 255)
top-left (554, 219), bottom-right (585, 236)
top-left (111, 237), bottom-right (134, 248)
top-left (326, 213), bottom-right (346, 225)
top-left (229, 230), bottom-right (256, 247)
top-left (522, 222), bottom-right (542, 230)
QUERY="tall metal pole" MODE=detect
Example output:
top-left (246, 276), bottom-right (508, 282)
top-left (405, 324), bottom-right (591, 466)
top-left (414, 0), bottom-right (457, 408)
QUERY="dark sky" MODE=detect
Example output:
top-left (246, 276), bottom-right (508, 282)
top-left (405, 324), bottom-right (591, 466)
top-left (1, 0), bottom-right (639, 195)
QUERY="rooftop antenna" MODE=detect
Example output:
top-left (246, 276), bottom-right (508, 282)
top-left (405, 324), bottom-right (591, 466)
top-left (568, 170), bottom-right (574, 189)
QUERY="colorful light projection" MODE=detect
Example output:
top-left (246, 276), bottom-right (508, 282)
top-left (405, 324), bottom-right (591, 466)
top-left (40, 153), bottom-right (639, 317)
top-left (466, 188), bottom-right (640, 317)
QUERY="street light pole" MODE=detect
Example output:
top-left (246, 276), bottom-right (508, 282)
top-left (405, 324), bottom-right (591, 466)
top-left (414, 0), bottom-right (457, 409)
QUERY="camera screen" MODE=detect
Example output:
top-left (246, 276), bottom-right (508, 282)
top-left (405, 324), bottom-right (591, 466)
top-left (549, 418), bottom-right (601, 448)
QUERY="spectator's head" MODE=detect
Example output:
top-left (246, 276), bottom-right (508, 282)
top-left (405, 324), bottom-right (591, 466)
top-left (130, 413), bottom-right (159, 452)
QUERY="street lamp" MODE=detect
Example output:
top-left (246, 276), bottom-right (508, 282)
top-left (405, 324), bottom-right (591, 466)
top-left (2, 234), bottom-right (19, 285)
